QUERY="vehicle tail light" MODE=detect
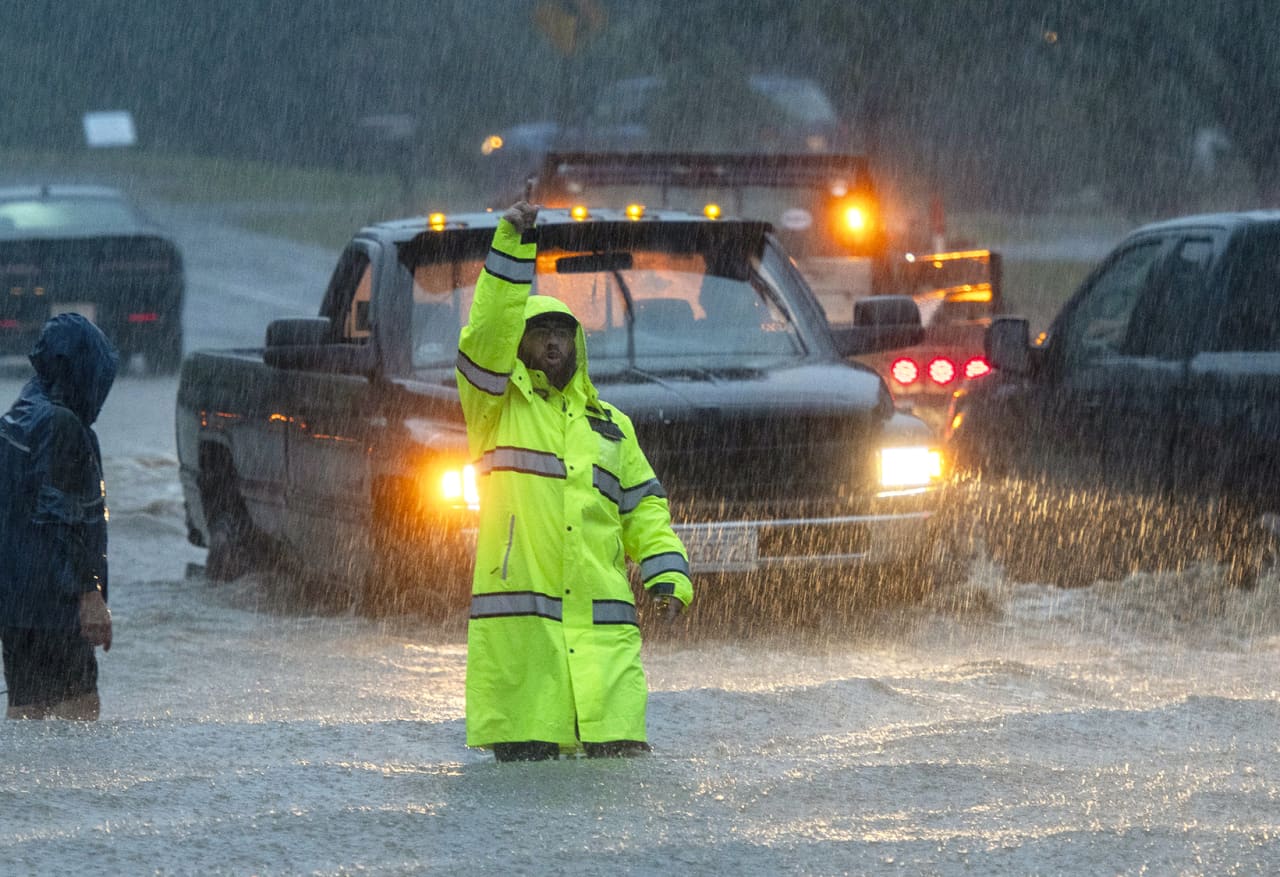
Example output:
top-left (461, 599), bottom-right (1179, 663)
top-left (0, 319), bottom-right (18, 329)
top-left (928, 357), bottom-right (957, 385)
top-left (890, 357), bottom-right (919, 385)
top-left (963, 356), bottom-right (992, 379)
top-left (128, 312), bottom-right (159, 323)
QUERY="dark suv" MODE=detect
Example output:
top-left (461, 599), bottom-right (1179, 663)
top-left (946, 211), bottom-right (1280, 587)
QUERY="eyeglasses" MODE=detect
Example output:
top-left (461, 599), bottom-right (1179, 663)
top-left (524, 326), bottom-right (574, 343)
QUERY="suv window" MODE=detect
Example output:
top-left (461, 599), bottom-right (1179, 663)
top-left (1210, 229), bottom-right (1280, 352)
top-left (1122, 236), bottom-right (1214, 358)
top-left (1059, 239), bottom-right (1165, 367)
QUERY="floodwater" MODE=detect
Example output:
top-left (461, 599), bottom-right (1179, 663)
top-left (2, 372), bottom-right (1277, 876)
top-left (2, 214), bottom-right (1278, 875)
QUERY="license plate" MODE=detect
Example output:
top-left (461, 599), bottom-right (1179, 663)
top-left (50, 302), bottom-right (96, 324)
top-left (679, 525), bottom-right (759, 573)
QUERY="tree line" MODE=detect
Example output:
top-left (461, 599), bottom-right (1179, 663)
top-left (2, 0), bottom-right (1275, 214)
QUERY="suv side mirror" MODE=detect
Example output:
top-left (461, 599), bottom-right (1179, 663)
top-left (831, 295), bottom-right (925, 356)
top-left (986, 316), bottom-right (1030, 374)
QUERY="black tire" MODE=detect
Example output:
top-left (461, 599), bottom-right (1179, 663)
top-left (365, 478), bottom-right (472, 619)
top-left (364, 529), bottom-right (472, 620)
top-left (199, 449), bottom-right (267, 582)
top-left (205, 510), bottom-right (258, 581)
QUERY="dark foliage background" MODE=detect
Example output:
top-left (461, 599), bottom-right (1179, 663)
top-left (3, 0), bottom-right (1276, 213)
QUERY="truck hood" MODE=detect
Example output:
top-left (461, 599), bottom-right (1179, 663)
top-left (591, 361), bottom-right (891, 421)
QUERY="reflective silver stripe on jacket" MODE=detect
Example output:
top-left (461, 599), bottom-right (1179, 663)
top-left (484, 248), bottom-right (535, 285)
top-left (479, 446), bottom-right (567, 478)
top-left (640, 551), bottom-right (690, 582)
top-left (593, 467), bottom-right (667, 513)
top-left (470, 591), bottom-right (563, 621)
top-left (592, 599), bottom-right (638, 626)
top-left (456, 350), bottom-right (510, 396)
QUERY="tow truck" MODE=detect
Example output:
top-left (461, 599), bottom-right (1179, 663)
top-left (523, 152), bottom-right (1001, 429)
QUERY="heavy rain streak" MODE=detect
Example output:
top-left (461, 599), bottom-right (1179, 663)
top-left (2, 3), bottom-right (1278, 874)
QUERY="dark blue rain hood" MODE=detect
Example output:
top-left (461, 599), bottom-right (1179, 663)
top-left (28, 313), bottom-right (119, 425)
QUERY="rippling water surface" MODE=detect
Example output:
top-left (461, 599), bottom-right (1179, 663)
top-left (2, 375), bottom-right (1278, 877)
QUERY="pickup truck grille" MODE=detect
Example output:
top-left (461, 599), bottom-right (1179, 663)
top-left (634, 412), bottom-right (878, 516)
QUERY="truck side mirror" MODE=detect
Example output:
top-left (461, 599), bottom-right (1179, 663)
top-left (263, 316), bottom-right (371, 374)
top-left (266, 317), bottom-right (332, 348)
top-left (986, 316), bottom-right (1030, 374)
top-left (831, 294), bottom-right (925, 357)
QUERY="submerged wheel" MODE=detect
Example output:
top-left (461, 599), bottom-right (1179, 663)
top-left (365, 478), bottom-right (473, 619)
top-left (200, 447), bottom-right (269, 581)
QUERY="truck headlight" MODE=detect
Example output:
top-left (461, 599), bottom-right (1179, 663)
top-left (438, 463), bottom-right (479, 510)
top-left (879, 446), bottom-right (944, 490)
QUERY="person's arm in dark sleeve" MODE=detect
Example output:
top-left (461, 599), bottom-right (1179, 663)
top-left (39, 406), bottom-right (112, 649)
top-left (38, 407), bottom-right (108, 599)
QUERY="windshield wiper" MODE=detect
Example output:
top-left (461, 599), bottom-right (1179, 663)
top-left (610, 267), bottom-right (637, 369)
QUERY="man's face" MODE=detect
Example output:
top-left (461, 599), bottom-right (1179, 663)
top-left (518, 322), bottom-right (576, 389)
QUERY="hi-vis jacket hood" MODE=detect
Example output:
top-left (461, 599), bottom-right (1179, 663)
top-left (456, 217), bottom-right (692, 752)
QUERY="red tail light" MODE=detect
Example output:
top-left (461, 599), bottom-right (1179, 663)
top-left (928, 357), bottom-right (957, 385)
top-left (891, 357), bottom-right (919, 385)
top-left (127, 312), bottom-right (159, 323)
top-left (0, 319), bottom-right (18, 329)
top-left (964, 356), bottom-right (992, 379)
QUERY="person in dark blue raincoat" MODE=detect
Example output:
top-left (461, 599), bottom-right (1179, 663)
top-left (1, 314), bottom-right (118, 719)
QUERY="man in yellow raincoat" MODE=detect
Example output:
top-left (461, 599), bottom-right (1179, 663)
top-left (456, 201), bottom-right (693, 762)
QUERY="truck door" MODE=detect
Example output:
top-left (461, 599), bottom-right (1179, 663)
top-left (1183, 227), bottom-right (1280, 510)
top-left (283, 243), bottom-right (381, 569)
top-left (1085, 233), bottom-right (1218, 492)
top-left (1032, 235), bottom-right (1174, 485)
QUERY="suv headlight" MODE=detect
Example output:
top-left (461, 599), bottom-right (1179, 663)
top-left (879, 446), bottom-right (944, 490)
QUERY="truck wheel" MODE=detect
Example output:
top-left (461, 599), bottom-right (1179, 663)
top-left (200, 449), bottom-right (267, 581)
top-left (206, 511), bottom-right (257, 581)
top-left (367, 479), bottom-right (471, 620)
top-left (365, 531), bottom-right (472, 620)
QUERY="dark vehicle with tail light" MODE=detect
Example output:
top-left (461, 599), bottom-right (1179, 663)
top-left (861, 248), bottom-right (1002, 432)
top-left (0, 185), bottom-right (184, 373)
top-left (177, 206), bottom-right (953, 616)
top-left (947, 211), bottom-right (1280, 588)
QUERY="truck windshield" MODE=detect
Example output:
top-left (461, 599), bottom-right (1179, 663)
top-left (406, 234), bottom-right (804, 370)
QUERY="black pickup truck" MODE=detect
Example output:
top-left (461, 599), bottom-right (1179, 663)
top-left (176, 206), bottom-right (951, 615)
top-left (1, 185), bottom-right (184, 373)
top-left (946, 211), bottom-right (1280, 587)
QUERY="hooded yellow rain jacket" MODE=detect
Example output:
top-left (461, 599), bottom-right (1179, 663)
top-left (456, 218), bottom-right (693, 750)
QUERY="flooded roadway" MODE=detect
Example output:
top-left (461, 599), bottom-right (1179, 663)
top-left (1, 215), bottom-right (1277, 875)
top-left (0, 372), bottom-right (1276, 875)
